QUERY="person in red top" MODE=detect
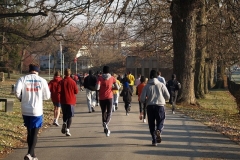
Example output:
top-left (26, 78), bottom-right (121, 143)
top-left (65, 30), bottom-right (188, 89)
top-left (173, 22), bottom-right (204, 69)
top-left (48, 70), bottom-right (62, 126)
top-left (136, 76), bottom-right (147, 123)
top-left (96, 66), bottom-right (119, 137)
top-left (58, 68), bottom-right (78, 136)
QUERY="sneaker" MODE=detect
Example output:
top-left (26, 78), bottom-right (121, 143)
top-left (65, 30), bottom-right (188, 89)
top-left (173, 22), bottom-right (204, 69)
top-left (112, 106), bottom-right (115, 112)
top-left (106, 129), bottom-right (111, 137)
top-left (91, 107), bottom-right (95, 112)
top-left (126, 112), bottom-right (129, 116)
top-left (96, 103), bottom-right (99, 106)
top-left (143, 119), bottom-right (146, 123)
top-left (152, 142), bottom-right (157, 146)
top-left (66, 131), bottom-right (71, 136)
top-left (32, 157), bottom-right (38, 160)
top-left (53, 121), bottom-right (59, 126)
top-left (139, 115), bottom-right (143, 120)
top-left (24, 154), bottom-right (32, 160)
top-left (61, 123), bottom-right (67, 134)
top-left (115, 106), bottom-right (118, 110)
top-left (88, 111), bottom-right (92, 113)
top-left (155, 130), bottom-right (162, 143)
top-left (172, 111), bottom-right (175, 114)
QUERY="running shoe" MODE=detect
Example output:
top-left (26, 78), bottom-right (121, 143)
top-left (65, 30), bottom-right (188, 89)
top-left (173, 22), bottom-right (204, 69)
top-left (24, 154), bottom-right (32, 160)
top-left (61, 123), bottom-right (67, 134)
top-left (155, 130), bottom-right (162, 143)
top-left (106, 129), bottom-right (111, 137)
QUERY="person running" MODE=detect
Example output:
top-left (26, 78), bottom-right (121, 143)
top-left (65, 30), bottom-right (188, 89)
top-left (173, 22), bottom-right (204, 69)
top-left (59, 68), bottom-right (78, 136)
top-left (140, 69), bottom-right (170, 146)
top-left (136, 76), bottom-right (147, 123)
top-left (127, 71), bottom-right (135, 93)
top-left (166, 74), bottom-right (181, 114)
top-left (48, 70), bottom-right (62, 126)
top-left (96, 66), bottom-right (119, 137)
top-left (112, 73), bottom-right (121, 112)
top-left (15, 63), bottom-right (51, 160)
top-left (157, 71), bottom-right (166, 85)
top-left (120, 81), bottom-right (132, 116)
top-left (84, 70), bottom-right (97, 113)
top-left (135, 74), bottom-right (141, 87)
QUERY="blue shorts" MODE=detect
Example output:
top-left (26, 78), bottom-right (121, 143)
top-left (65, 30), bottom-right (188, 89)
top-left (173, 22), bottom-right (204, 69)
top-left (53, 102), bottom-right (61, 107)
top-left (22, 115), bottom-right (43, 129)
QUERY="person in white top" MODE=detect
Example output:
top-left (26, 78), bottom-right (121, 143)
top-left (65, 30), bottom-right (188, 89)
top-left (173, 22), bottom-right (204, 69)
top-left (157, 71), bottom-right (166, 85)
top-left (15, 63), bottom-right (50, 160)
top-left (135, 74), bottom-right (141, 86)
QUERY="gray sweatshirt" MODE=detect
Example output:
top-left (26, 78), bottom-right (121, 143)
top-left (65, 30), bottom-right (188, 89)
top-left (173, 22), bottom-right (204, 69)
top-left (140, 78), bottom-right (170, 106)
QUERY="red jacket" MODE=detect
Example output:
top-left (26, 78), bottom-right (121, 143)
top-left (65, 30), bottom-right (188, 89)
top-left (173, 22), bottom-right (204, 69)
top-left (48, 76), bottom-right (62, 103)
top-left (59, 76), bottom-right (78, 105)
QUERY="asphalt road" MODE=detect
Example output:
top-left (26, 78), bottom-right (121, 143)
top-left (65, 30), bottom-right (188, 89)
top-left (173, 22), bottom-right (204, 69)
top-left (3, 88), bottom-right (240, 160)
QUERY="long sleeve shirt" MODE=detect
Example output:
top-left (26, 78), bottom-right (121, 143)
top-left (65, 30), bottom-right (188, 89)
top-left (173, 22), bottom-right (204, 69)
top-left (15, 74), bottom-right (51, 116)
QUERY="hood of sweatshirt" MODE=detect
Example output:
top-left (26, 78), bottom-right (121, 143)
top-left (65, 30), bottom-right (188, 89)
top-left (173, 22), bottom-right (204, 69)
top-left (53, 76), bottom-right (62, 82)
top-left (102, 73), bottom-right (111, 80)
top-left (147, 78), bottom-right (161, 85)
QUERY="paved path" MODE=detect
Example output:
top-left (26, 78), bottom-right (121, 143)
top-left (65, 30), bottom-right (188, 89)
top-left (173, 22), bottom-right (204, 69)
top-left (3, 89), bottom-right (240, 160)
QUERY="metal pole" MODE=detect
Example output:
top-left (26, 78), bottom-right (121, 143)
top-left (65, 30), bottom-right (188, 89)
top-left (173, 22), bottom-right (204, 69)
top-left (49, 53), bottom-right (50, 80)
top-left (76, 59), bottom-right (77, 74)
top-left (60, 41), bottom-right (62, 76)
top-left (63, 53), bottom-right (64, 74)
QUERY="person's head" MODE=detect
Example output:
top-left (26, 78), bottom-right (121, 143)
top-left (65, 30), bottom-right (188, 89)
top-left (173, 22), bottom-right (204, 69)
top-left (103, 66), bottom-right (110, 74)
top-left (29, 63), bottom-right (40, 74)
top-left (89, 70), bottom-right (93, 75)
top-left (54, 70), bottom-right (61, 77)
top-left (140, 76), bottom-right (145, 83)
top-left (128, 71), bottom-right (131, 75)
top-left (172, 74), bottom-right (176, 80)
top-left (157, 71), bottom-right (161, 76)
top-left (64, 68), bottom-right (71, 77)
top-left (113, 73), bottom-right (118, 79)
top-left (145, 78), bottom-right (148, 83)
top-left (138, 74), bottom-right (141, 78)
top-left (149, 70), bottom-right (158, 79)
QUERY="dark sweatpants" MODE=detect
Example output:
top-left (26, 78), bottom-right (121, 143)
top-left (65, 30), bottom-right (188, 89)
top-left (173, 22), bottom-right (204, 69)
top-left (100, 99), bottom-right (113, 125)
top-left (147, 105), bottom-right (165, 143)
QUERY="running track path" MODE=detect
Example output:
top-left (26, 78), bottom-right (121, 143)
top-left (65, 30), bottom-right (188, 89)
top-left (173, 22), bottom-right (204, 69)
top-left (3, 87), bottom-right (240, 160)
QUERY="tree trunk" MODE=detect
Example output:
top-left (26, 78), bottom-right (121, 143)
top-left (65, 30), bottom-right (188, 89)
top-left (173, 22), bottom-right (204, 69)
top-left (171, 0), bottom-right (198, 105)
top-left (194, 0), bottom-right (207, 99)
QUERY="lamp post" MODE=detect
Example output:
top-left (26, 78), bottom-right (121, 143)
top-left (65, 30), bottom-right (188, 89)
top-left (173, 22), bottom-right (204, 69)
top-left (60, 41), bottom-right (63, 76)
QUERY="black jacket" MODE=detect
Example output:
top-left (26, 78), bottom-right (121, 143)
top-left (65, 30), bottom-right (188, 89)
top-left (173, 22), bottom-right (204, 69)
top-left (120, 87), bottom-right (132, 103)
top-left (84, 74), bottom-right (97, 91)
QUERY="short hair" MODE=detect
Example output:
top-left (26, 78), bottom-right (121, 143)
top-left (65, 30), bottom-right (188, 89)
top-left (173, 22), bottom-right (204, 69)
top-left (150, 70), bottom-right (158, 79)
top-left (140, 76), bottom-right (145, 83)
top-left (64, 68), bottom-right (71, 76)
top-left (54, 70), bottom-right (61, 77)
top-left (157, 71), bottom-right (161, 75)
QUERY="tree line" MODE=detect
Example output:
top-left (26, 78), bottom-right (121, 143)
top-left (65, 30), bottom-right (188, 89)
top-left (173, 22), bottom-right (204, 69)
top-left (0, 0), bottom-right (240, 106)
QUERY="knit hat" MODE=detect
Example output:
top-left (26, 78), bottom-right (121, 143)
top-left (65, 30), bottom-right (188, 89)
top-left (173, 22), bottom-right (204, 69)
top-left (103, 66), bottom-right (109, 74)
top-left (29, 64), bottom-right (40, 72)
top-left (150, 70), bottom-right (157, 79)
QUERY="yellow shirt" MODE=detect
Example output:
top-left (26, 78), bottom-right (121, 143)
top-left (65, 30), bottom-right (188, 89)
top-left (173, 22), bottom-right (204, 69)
top-left (112, 80), bottom-right (121, 94)
top-left (127, 74), bottom-right (135, 86)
